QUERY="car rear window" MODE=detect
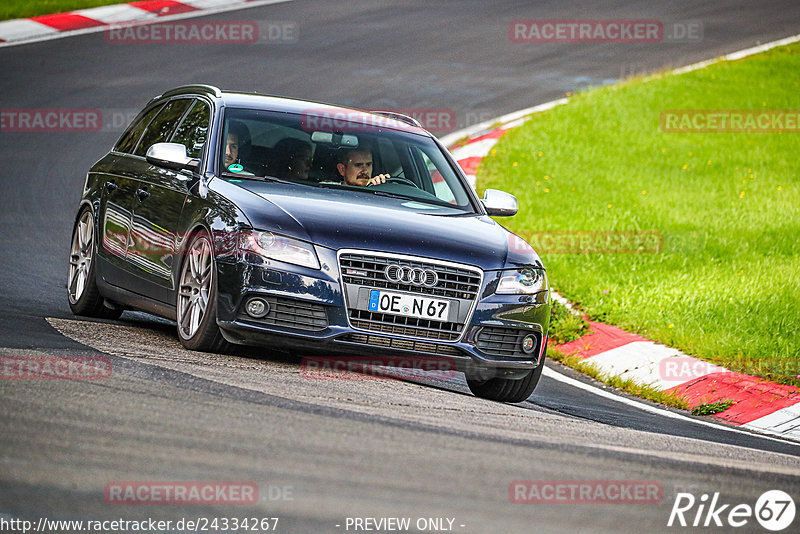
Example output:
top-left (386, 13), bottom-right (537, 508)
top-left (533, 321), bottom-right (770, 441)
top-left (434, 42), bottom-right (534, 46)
top-left (114, 103), bottom-right (164, 154)
top-left (170, 100), bottom-right (211, 159)
top-left (133, 98), bottom-right (192, 157)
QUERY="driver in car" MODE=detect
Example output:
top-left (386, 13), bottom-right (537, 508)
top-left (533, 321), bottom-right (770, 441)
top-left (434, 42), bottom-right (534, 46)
top-left (224, 120), bottom-right (255, 176)
top-left (336, 148), bottom-right (390, 186)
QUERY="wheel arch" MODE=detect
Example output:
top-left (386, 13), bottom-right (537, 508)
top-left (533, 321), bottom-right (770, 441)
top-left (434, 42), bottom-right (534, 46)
top-left (174, 221), bottom-right (216, 287)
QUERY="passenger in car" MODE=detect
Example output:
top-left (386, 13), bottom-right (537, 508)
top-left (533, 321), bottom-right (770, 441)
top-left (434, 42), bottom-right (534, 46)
top-left (335, 147), bottom-right (390, 187)
top-left (272, 138), bottom-right (313, 181)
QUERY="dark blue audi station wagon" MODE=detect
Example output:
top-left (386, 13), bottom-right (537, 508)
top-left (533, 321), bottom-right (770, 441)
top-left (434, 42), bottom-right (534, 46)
top-left (68, 85), bottom-right (551, 402)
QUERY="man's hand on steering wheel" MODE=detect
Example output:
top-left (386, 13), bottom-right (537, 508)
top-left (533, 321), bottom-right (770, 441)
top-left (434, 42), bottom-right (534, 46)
top-left (367, 175), bottom-right (418, 188)
top-left (366, 174), bottom-right (390, 186)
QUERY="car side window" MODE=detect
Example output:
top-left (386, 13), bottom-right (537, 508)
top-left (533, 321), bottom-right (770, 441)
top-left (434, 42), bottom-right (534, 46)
top-left (170, 100), bottom-right (211, 159)
top-left (133, 98), bottom-right (192, 157)
top-left (114, 104), bottom-right (164, 154)
top-left (410, 145), bottom-right (459, 204)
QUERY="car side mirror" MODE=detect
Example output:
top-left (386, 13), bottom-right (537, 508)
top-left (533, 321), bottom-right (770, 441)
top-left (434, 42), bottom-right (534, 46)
top-left (145, 143), bottom-right (200, 172)
top-left (481, 189), bottom-right (518, 217)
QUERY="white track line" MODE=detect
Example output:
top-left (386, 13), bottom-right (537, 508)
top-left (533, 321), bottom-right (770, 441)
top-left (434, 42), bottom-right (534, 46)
top-left (440, 33), bottom-right (800, 147)
top-left (439, 98), bottom-right (568, 147)
top-left (673, 33), bottom-right (800, 74)
top-left (541, 366), bottom-right (800, 447)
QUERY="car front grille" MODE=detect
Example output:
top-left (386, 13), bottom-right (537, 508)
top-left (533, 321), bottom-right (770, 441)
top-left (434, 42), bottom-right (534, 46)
top-left (340, 253), bottom-right (481, 300)
top-left (340, 333), bottom-right (463, 357)
top-left (241, 296), bottom-right (328, 332)
top-left (339, 252), bottom-right (482, 341)
top-left (349, 310), bottom-right (462, 340)
top-left (476, 327), bottom-right (541, 359)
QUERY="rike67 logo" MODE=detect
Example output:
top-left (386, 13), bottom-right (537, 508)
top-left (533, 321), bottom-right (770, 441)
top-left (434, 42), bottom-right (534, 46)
top-left (668, 490), bottom-right (795, 531)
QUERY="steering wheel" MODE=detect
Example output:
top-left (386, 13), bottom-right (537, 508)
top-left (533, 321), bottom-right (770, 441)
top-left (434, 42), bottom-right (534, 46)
top-left (383, 176), bottom-right (418, 188)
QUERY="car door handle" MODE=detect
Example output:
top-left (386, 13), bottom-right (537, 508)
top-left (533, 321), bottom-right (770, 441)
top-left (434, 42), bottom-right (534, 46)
top-left (105, 181), bottom-right (117, 193)
top-left (136, 188), bottom-right (150, 201)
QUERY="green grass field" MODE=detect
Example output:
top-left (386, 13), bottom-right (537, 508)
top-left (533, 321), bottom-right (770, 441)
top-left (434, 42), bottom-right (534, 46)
top-left (479, 43), bottom-right (800, 386)
top-left (1, 1), bottom-right (123, 21)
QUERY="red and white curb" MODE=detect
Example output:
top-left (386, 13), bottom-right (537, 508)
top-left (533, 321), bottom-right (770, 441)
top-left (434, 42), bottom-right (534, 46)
top-left (0, 0), bottom-right (290, 46)
top-left (443, 34), bottom-right (800, 442)
top-left (556, 322), bottom-right (800, 437)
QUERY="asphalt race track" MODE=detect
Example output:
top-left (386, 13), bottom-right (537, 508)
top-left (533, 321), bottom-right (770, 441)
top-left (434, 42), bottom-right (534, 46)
top-left (1, 1), bottom-right (800, 532)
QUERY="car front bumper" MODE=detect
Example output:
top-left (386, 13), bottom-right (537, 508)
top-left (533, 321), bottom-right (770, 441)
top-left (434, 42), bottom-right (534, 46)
top-left (215, 249), bottom-right (550, 374)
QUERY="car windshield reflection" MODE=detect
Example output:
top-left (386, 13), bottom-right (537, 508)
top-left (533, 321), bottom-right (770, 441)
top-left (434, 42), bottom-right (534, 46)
top-left (219, 108), bottom-right (475, 213)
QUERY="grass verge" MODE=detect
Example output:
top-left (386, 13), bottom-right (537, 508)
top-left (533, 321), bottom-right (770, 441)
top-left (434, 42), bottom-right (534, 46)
top-left (547, 300), bottom-right (591, 345)
top-left (2, 1), bottom-right (129, 21)
top-left (481, 42), bottom-right (800, 387)
top-left (691, 400), bottom-right (735, 416)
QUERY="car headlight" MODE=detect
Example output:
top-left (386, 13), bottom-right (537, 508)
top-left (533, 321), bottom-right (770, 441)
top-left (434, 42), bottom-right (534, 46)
top-left (240, 230), bottom-right (320, 270)
top-left (496, 268), bottom-right (548, 295)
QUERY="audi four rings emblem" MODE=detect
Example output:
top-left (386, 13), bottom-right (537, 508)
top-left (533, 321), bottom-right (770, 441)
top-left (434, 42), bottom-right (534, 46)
top-left (384, 264), bottom-right (438, 287)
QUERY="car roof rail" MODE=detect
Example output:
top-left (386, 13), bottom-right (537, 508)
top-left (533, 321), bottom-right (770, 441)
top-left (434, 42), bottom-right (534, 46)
top-left (370, 110), bottom-right (423, 128)
top-left (158, 84), bottom-right (223, 99)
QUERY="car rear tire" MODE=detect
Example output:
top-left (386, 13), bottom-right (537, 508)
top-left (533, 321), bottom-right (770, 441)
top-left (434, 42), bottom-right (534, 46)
top-left (466, 352), bottom-right (545, 403)
top-left (176, 229), bottom-right (230, 352)
top-left (67, 208), bottom-right (123, 319)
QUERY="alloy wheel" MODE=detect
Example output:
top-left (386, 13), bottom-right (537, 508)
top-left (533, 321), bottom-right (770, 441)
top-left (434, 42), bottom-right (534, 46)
top-left (68, 210), bottom-right (94, 304)
top-left (177, 235), bottom-right (213, 340)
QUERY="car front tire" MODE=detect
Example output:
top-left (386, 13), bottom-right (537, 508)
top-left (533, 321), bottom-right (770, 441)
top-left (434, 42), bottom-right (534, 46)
top-left (176, 229), bottom-right (230, 352)
top-left (466, 352), bottom-right (545, 403)
top-left (67, 208), bottom-right (123, 319)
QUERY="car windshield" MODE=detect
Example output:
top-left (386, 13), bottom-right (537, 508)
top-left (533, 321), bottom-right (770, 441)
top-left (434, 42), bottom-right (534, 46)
top-left (219, 107), bottom-right (476, 213)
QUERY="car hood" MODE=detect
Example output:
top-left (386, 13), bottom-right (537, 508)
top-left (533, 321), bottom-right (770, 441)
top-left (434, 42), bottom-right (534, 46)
top-left (216, 180), bottom-right (542, 270)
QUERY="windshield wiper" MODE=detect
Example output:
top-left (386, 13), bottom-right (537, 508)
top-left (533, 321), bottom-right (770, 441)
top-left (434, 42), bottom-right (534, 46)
top-left (221, 172), bottom-right (294, 185)
top-left (368, 190), bottom-right (417, 201)
top-left (261, 175), bottom-right (295, 184)
top-left (317, 184), bottom-right (412, 199)
top-left (369, 189), bottom-right (460, 209)
top-left (318, 183), bottom-right (458, 209)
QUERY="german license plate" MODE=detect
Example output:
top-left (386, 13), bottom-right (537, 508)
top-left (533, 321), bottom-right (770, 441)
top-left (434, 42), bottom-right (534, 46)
top-left (368, 289), bottom-right (449, 320)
